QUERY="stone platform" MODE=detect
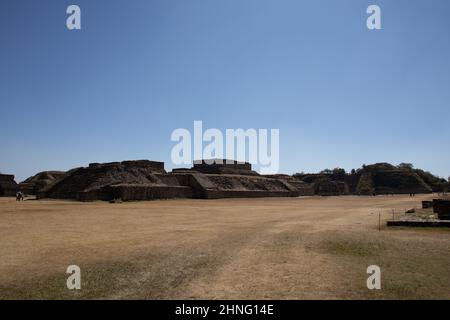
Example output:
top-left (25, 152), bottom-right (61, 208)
top-left (38, 159), bottom-right (307, 201)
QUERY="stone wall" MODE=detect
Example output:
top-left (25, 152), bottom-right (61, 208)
top-left (433, 199), bottom-right (450, 220)
top-left (192, 159), bottom-right (257, 175)
top-left (77, 185), bottom-right (194, 201)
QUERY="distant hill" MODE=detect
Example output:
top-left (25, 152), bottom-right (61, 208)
top-left (355, 163), bottom-right (431, 195)
top-left (294, 163), bottom-right (447, 195)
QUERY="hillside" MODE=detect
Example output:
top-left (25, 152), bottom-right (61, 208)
top-left (294, 163), bottom-right (446, 195)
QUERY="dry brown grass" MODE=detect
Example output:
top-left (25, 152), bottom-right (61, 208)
top-left (0, 195), bottom-right (449, 299)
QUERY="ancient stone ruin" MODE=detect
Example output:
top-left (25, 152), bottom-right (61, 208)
top-left (295, 163), bottom-right (433, 196)
top-left (15, 160), bottom-right (444, 201)
top-left (433, 199), bottom-right (450, 220)
top-left (38, 159), bottom-right (310, 201)
top-left (0, 174), bottom-right (19, 197)
top-left (19, 171), bottom-right (66, 195)
top-left (262, 174), bottom-right (315, 196)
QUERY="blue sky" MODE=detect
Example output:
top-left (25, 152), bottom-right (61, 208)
top-left (1, 0), bottom-right (450, 182)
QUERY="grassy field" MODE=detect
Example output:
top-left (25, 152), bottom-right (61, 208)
top-left (0, 195), bottom-right (449, 299)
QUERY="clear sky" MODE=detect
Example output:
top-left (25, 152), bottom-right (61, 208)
top-left (1, 0), bottom-right (450, 182)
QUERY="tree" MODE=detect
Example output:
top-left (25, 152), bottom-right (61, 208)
top-left (398, 163), bottom-right (414, 170)
top-left (332, 168), bottom-right (346, 175)
top-left (320, 169), bottom-right (332, 174)
top-left (351, 169), bottom-right (356, 175)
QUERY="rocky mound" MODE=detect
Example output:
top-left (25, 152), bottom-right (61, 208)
top-left (0, 174), bottom-right (19, 196)
top-left (19, 171), bottom-right (66, 195)
top-left (40, 160), bottom-right (190, 201)
top-left (413, 168), bottom-right (448, 192)
top-left (32, 160), bottom-right (441, 200)
top-left (295, 163), bottom-right (437, 196)
top-left (39, 159), bottom-right (301, 201)
top-left (356, 163), bottom-right (431, 195)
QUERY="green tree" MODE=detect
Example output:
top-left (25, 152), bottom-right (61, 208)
top-left (398, 163), bottom-right (414, 170)
top-left (332, 168), bottom-right (346, 175)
